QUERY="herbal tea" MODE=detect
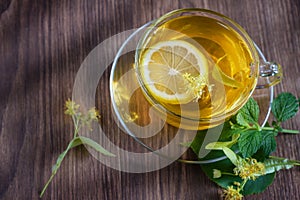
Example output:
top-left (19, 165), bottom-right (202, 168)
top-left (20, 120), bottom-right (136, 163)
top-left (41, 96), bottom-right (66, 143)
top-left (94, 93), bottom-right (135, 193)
top-left (136, 15), bottom-right (257, 129)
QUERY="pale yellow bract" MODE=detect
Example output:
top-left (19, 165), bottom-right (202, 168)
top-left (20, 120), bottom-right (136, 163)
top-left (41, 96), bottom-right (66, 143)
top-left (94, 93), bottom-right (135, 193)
top-left (140, 40), bottom-right (209, 104)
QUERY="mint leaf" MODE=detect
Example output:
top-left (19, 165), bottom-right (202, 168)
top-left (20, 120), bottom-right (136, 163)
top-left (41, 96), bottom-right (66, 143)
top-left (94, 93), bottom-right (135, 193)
top-left (218, 121), bottom-right (242, 140)
top-left (238, 130), bottom-right (262, 158)
top-left (238, 98), bottom-right (260, 126)
top-left (271, 92), bottom-right (299, 122)
top-left (259, 130), bottom-right (276, 158)
top-left (236, 113), bottom-right (250, 127)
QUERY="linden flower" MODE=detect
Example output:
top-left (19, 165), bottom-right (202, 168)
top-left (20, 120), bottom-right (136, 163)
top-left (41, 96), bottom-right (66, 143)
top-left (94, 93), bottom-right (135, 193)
top-left (64, 99), bottom-right (80, 116)
top-left (87, 107), bottom-right (100, 121)
top-left (213, 169), bottom-right (222, 178)
top-left (182, 73), bottom-right (213, 101)
top-left (82, 107), bottom-right (101, 130)
top-left (234, 158), bottom-right (265, 180)
top-left (222, 186), bottom-right (243, 200)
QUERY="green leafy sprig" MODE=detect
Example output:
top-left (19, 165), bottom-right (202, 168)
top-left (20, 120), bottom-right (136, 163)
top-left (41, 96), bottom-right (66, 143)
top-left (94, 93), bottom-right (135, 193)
top-left (39, 100), bottom-right (115, 197)
top-left (236, 92), bottom-right (299, 158)
top-left (189, 92), bottom-right (300, 199)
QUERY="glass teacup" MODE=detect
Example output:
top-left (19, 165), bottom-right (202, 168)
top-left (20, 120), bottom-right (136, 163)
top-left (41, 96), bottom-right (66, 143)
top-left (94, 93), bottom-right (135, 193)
top-left (109, 9), bottom-right (280, 166)
top-left (133, 8), bottom-right (282, 130)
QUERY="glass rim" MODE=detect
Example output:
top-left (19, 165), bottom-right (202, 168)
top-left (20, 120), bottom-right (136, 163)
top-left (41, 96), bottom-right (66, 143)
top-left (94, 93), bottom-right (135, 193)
top-left (135, 8), bottom-right (259, 66)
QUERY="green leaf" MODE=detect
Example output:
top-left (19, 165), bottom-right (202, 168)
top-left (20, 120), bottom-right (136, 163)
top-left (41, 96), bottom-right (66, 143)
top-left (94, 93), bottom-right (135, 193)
top-left (70, 137), bottom-right (84, 148)
top-left (190, 130), bottom-right (206, 156)
top-left (190, 125), bottom-right (226, 157)
top-left (238, 130), bottom-right (262, 158)
top-left (51, 137), bottom-right (81, 173)
top-left (190, 129), bottom-right (238, 161)
top-left (232, 133), bottom-right (240, 141)
top-left (242, 173), bottom-right (275, 195)
top-left (78, 136), bottom-right (115, 157)
top-left (264, 156), bottom-right (300, 174)
top-left (236, 113), bottom-right (250, 127)
top-left (271, 92), bottom-right (299, 122)
top-left (259, 130), bottom-right (276, 158)
top-left (238, 98), bottom-right (260, 125)
top-left (51, 151), bottom-right (66, 173)
top-left (180, 142), bottom-right (192, 147)
top-left (218, 120), bottom-right (242, 140)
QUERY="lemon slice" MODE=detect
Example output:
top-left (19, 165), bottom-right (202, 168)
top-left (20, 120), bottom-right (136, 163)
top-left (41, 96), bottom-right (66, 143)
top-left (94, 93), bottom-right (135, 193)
top-left (139, 40), bottom-right (209, 104)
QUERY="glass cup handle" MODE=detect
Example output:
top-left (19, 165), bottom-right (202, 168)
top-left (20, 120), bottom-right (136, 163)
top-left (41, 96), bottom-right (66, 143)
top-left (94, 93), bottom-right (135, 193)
top-left (254, 43), bottom-right (283, 89)
top-left (256, 61), bottom-right (283, 89)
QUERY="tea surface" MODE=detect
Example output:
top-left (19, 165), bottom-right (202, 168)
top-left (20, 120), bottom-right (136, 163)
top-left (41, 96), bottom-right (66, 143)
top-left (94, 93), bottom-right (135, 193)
top-left (138, 15), bottom-right (257, 129)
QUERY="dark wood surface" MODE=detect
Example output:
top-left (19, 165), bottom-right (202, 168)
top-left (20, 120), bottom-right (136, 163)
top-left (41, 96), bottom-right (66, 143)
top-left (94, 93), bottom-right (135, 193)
top-left (1, 0), bottom-right (300, 199)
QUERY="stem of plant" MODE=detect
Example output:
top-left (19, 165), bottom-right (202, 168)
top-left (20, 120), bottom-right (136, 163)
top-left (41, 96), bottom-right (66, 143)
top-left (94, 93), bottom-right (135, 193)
top-left (39, 138), bottom-right (76, 197)
top-left (221, 172), bottom-right (236, 176)
top-left (262, 127), bottom-right (299, 134)
top-left (239, 179), bottom-right (248, 192)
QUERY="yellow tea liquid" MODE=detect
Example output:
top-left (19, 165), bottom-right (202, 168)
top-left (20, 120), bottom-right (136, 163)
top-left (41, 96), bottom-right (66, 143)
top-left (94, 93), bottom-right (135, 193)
top-left (137, 15), bottom-right (257, 130)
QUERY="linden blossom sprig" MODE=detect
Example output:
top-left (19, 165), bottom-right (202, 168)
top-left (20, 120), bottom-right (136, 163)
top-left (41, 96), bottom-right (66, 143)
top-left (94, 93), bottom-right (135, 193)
top-left (187, 92), bottom-right (300, 199)
top-left (215, 147), bottom-right (265, 199)
top-left (211, 147), bottom-right (266, 199)
top-left (39, 100), bottom-right (115, 197)
top-left (207, 145), bottom-right (300, 200)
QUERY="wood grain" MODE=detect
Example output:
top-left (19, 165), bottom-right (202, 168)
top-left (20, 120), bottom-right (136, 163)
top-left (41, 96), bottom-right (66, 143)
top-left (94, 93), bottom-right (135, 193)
top-left (0, 0), bottom-right (299, 199)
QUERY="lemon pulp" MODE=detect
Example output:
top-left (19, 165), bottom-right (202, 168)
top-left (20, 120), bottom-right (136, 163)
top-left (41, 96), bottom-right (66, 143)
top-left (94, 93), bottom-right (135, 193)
top-left (139, 40), bottom-right (209, 104)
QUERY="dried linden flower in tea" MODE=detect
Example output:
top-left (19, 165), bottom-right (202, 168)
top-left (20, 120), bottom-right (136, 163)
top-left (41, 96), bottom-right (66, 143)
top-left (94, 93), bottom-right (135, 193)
top-left (182, 72), bottom-right (213, 101)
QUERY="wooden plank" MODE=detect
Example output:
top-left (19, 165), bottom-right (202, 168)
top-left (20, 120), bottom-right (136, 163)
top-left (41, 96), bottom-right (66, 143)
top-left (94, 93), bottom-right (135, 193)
top-left (0, 0), bottom-right (299, 199)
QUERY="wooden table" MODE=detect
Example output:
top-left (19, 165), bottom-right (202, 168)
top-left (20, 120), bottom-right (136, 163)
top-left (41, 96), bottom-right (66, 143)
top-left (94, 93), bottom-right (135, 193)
top-left (1, 0), bottom-right (299, 199)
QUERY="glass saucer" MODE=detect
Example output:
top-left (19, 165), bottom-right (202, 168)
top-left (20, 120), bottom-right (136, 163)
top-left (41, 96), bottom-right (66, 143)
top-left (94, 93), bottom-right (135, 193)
top-left (109, 22), bottom-right (274, 164)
